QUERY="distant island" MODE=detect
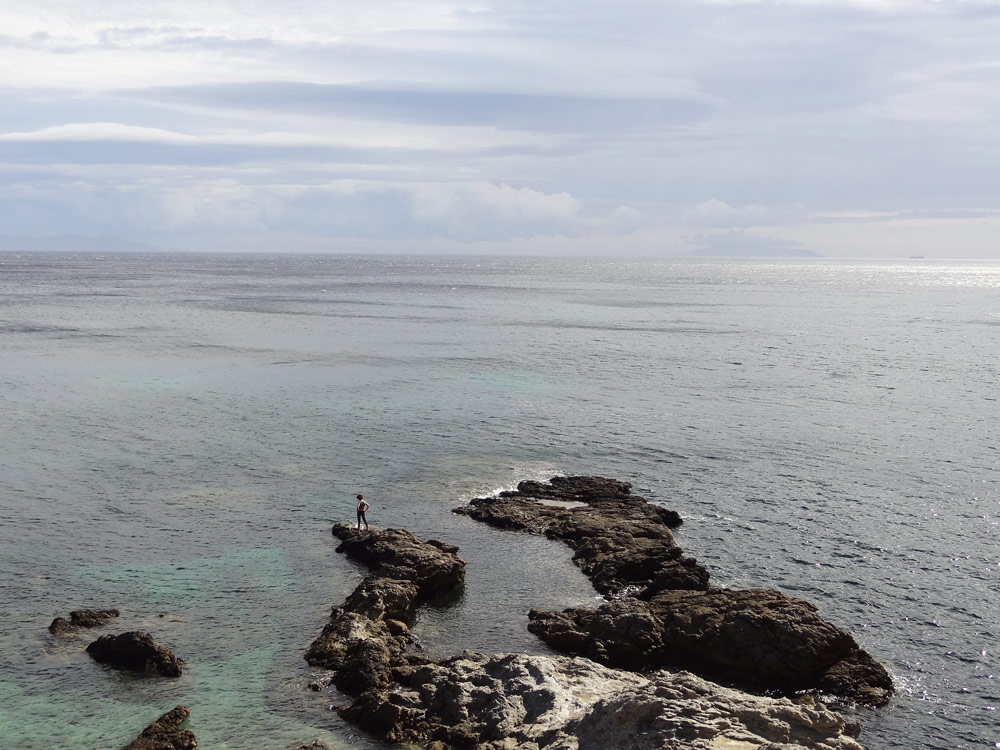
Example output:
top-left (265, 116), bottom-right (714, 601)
top-left (688, 246), bottom-right (823, 258)
top-left (688, 232), bottom-right (823, 258)
top-left (0, 234), bottom-right (170, 253)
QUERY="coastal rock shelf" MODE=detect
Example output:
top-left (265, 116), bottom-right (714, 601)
top-left (458, 476), bottom-right (893, 707)
top-left (454, 475), bottom-right (709, 597)
top-left (308, 502), bottom-right (875, 749)
top-left (305, 524), bottom-right (466, 695)
top-left (343, 651), bottom-right (864, 750)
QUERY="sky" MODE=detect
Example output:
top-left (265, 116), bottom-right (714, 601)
top-left (1, 0), bottom-right (999, 257)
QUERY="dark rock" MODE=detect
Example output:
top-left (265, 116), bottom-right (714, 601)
top-left (48, 617), bottom-right (76, 636)
top-left (819, 649), bottom-right (896, 706)
top-left (72, 608), bottom-right (120, 627)
top-left (306, 672), bottom-right (334, 691)
top-left (330, 524), bottom-right (466, 596)
top-left (121, 705), bottom-right (196, 749)
top-left (87, 631), bottom-right (182, 677)
top-left (459, 475), bottom-right (892, 706)
top-left (49, 608), bottom-right (120, 634)
top-left (455, 475), bottom-right (708, 598)
top-left (306, 526), bottom-right (465, 696)
top-left (528, 587), bottom-right (894, 706)
top-left (313, 474), bottom-right (891, 747)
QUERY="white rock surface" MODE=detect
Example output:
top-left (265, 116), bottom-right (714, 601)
top-left (385, 651), bottom-right (864, 750)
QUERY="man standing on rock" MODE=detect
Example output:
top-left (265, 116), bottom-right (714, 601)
top-left (356, 494), bottom-right (370, 532)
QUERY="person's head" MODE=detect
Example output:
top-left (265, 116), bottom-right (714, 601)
top-left (356, 494), bottom-right (364, 501)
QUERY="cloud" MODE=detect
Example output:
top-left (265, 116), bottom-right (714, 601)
top-left (2, 0), bottom-right (1000, 255)
top-left (409, 181), bottom-right (582, 240)
top-left (688, 199), bottom-right (769, 226)
top-left (0, 168), bottom-right (633, 242)
top-left (123, 82), bottom-right (717, 134)
top-left (0, 119), bottom-right (550, 152)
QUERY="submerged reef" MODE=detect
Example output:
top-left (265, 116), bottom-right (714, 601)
top-left (121, 705), bottom-right (197, 750)
top-left (307, 477), bottom-right (891, 748)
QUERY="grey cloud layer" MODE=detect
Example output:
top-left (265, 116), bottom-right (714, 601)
top-left (128, 82), bottom-right (715, 133)
top-left (2, 0), bottom-right (1000, 255)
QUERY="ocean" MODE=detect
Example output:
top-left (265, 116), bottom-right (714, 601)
top-left (0, 252), bottom-right (996, 749)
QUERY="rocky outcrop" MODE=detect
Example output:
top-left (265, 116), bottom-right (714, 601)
top-left (305, 524), bottom-right (465, 695)
top-left (455, 475), bottom-right (709, 598)
top-left (122, 705), bottom-right (197, 749)
top-left (328, 524), bottom-right (465, 595)
top-left (340, 650), bottom-right (864, 750)
top-left (86, 631), bottom-right (182, 677)
top-left (49, 608), bottom-right (120, 635)
top-left (528, 589), bottom-right (894, 706)
top-left (306, 478), bottom-right (890, 747)
top-left (457, 476), bottom-right (893, 706)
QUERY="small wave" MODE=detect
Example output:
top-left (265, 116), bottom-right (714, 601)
top-left (506, 320), bottom-right (738, 334)
top-left (0, 323), bottom-right (82, 334)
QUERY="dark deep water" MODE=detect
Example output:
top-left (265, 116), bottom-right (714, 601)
top-left (0, 252), bottom-right (997, 749)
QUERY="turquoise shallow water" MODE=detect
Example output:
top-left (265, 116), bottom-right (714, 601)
top-left (1, 252), bottom-right (997, 749)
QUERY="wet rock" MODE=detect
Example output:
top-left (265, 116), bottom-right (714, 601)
top-left (122, 705), bottom-right (196, 749)
top-left (818, 649), bottom-right (897, 707)
top-left (48, 617), bottom-right (77, 636)
top-left (330, 524), bottom-right (466, 595)
top-left (307, 672), bottom-right (335, 691)
top-left (459, 475), bottom-right (893, 706)
top-left (49, 608), bottom-right (120, 634)
top-left (455, 475), bottom-right (708, 598)
top-left (340, 651), bottom-right (864, 750)
top-left (71, 608), bottom-right (120, 627)
top-left (528, 588), bottom-right (894, 705)
top-left (87, 631), bottom-right (182, 677)
top-left (306, 526), bottom-right (465, 695)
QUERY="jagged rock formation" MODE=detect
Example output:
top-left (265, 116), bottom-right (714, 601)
top-left (457, 476), bottom-right (893, 706)
top-left (528, 589), bottom-right (893, 706)
top-left (341, 650), bottom-right (864, 750)
top-left (454, 475), bottom-right (709, 597)
top-left (49, 608), bottom-right (120, 635)
top-left (121, 705), bottom-right (197, 749)
top-left (86, 631), bottom-right (183, 677)
top-left (305, 524), bottom-right (465, 695)
top-left (308, 480), bottom-right (890, 748)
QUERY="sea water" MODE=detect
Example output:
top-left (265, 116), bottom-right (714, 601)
top-left (0, 252), bottom-right (996, 749)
